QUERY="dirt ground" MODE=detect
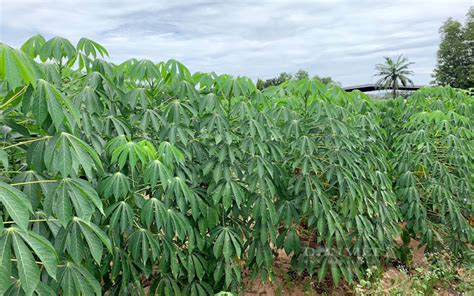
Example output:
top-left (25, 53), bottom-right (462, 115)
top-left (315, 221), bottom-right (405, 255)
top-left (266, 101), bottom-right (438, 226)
top-left (242, 239), bottom-right (473, 296)
top-left (242, 249), bottom-right (352, 296)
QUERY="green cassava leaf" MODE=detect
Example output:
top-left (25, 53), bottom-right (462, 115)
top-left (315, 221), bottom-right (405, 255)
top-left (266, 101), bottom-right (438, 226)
top-left (58, 261), bottom-right (101, 296)
top-left (0, 182), bottom-right (32, 231)
top-left (12, 233), bottom-right (40, 296)
top-left (17, 229), bottom-right (58, 279)
top-left (98, 172), bottom-right (130, 201)
top-left (44, 132), bottom-right (103, 179)
top-left (46, 178), bottom-right (103, 226)
top-left (39, 36), bottom-right (76, 63)
top-left (28, 80), bottom-right (80, 130)
top-left (0, 43), bottom-right (37, 90)
top-left (21, 34), bottom-right (46, 59)
top-left (76, 38), bottom-right (109, 58)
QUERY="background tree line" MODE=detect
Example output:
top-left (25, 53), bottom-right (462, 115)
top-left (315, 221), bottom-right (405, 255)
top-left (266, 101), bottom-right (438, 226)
top-left (256, 69), bottom-right (336, 90)
top-left (433, 6), bottom-right (473, 89)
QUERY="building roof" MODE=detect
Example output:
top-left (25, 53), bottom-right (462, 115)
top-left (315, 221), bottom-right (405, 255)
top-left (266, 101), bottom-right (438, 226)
top-left (343, 84), bottom-right (424, 92)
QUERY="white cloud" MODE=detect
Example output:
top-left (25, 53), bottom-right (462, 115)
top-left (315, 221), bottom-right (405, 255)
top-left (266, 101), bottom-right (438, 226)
top-left (0, 0), bottom-right (471, 85)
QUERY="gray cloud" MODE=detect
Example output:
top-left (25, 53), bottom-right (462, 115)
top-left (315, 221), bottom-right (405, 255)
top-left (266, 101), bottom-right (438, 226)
top-left (1, 0), bottom-right (471, 86)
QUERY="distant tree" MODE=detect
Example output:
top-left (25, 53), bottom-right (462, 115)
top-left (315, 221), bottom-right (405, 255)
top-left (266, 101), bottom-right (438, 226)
top-left (374, 55), bottom-right (414, 99)
top-left (312, 75), bottom-right (335, 85)
top-left (294, 69), bottom-right (309, 80)
top-left (259, 70), bottom-right (336, 89)
top-left (433, 7), bottom-right (474, 89)
top-left (259, 72), bottom-right (292, 88)
top-left (276, 72), bottom-right (293, 84)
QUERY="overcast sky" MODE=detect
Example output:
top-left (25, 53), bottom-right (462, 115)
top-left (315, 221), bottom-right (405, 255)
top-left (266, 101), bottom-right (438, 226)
top-left (1, 0), bottom-right (472, 86)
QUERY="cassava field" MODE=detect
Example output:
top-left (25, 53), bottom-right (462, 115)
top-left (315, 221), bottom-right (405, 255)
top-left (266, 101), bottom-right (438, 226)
top-left (0, 36), bottom-right (472, 295)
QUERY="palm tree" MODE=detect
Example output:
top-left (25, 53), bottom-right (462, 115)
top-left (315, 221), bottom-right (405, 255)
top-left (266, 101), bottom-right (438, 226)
top-left (374, 55), bottom-right (414, 98)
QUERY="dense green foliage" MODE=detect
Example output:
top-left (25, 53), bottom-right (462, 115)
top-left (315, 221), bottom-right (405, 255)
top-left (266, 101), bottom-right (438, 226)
top-left (256, 69), bottom-right (335, 90)
top-left (433, 6), bottom-right (474, 89)
top-left (0, 36), bottom-right (472, 296)
top-left (388, 88), bottom-right (474, 254)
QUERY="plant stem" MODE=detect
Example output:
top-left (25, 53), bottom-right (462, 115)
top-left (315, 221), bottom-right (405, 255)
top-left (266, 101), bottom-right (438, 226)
top-left (3, 136), bottom-right (51, 149)
top-left (3, 218), bottom-right (58, 224)
top-left (304, 94), bottom-right (309, 117)
top-left (0, 86), bottom-right (28, 109)
top-left (10, 259), bottom-right (66, 267)
top-left (10, 179), bottom-right (58, 186)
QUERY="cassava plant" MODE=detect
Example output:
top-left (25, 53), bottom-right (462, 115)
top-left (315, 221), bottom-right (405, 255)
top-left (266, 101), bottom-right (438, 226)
top-left (389, 87), bottom-right (473, 256)
top-left (0, 35), bottom-right (472, 296)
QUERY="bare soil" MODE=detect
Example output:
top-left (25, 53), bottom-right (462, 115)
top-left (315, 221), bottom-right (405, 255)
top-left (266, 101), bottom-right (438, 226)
top-left (241, 238), bottom-right (473, 296)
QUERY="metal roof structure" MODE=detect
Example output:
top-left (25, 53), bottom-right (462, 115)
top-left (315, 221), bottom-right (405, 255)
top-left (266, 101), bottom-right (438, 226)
top-left (343, 84), bottom-right (424, 92)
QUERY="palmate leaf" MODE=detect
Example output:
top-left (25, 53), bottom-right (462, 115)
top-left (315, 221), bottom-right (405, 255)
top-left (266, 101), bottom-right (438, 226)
top-left (25, 138), bottom-right (48, 173)
top-left (74, 53), bottom-right (94, 73)
top-left (192, 71), bottom-right (219, 92)
top-left (0, 228), bottom-right (58, 296)
top-left (144, 159), bottom-right (172, 189)
top-left (21, 34), bottom-right (46, 59)
top-left (160, 123), bottom-right (195, 145)
top-left (90, 59), bottom-right (115, 78)
top-left (33, 282), bottom-right (57, 296)
top-left (167, 176), bottom-right (199, 217)
top-left (105, 134), bottom-right (127, 153)
top-left (176, 80), bottom-right (199, 101)
top-left (12, 170), bottom-right (52, 210)
top-left (56, 218), bottom-right (111, 265)
top-left (129, 59), bottom-right (162, 82)
top-left (158, 141), bottom-right (185, 167)
top-left (211, 227), bottom-right (242, 261)
top-left (40, 63), bottom-right (62, 86)
top-left (12, 233), bottom-right (39, 296)
top-left (141, 197), bottom-right (168, 229)
top-left (104, 115), bottom-right (131, 137)
top-left (44, 132), bottom-right (103, 179)
top-left (166, 209), bottom-right (192, 241)
top-left (76, 38), bottom-right (109, 59)
top-left (123, 88), bottom-right (148, 109)
top-left (214, 257), bottom-right (241, 288)
top-left (138, 108), bottom-right (164, 132)
top-left (56, 261), bottom-right (101, 296)
top-left (16, 229), bottom-right (58, 279)
top-left (198, 93), bottom-right (224, 113)
top-left (0, 181), bottom-right (33, 231)
top-left (127, 227), bottom-right (160, 264)
top-left (98, 172), bottom-right (130, 201)
top-left (39, 36), bottom-right (76, 63)
top-left (74, 86), bottom-right (104, 114)
top-left (108, 137), bottom-right (155, 171)
top-left (181, 252), bottom-right (207, 282)
top-left (106, 201), bottom-right (134, 233)
top-left (200, 112), bottom-right (229, 136)
top-left (282, 228), bottom-right (301, 255)
top-left (165, 59), bottom-right (192, 81)
top-left (44, 178), bottom-right (103, 226)
top-left (163, 99), bottom-right (196, 125)
top-left (183, 281), bottom-right (213, 296)
top-left (23, 79), bottom-right (80, 131)
top-left (151, 274), bottom-right (182, 296)
top-left (210, 180), bottom-right (241, 210)
top-left (0, 43), bottom-right (38, 90)
top-left (217, 76), bottom-right (255, 98)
